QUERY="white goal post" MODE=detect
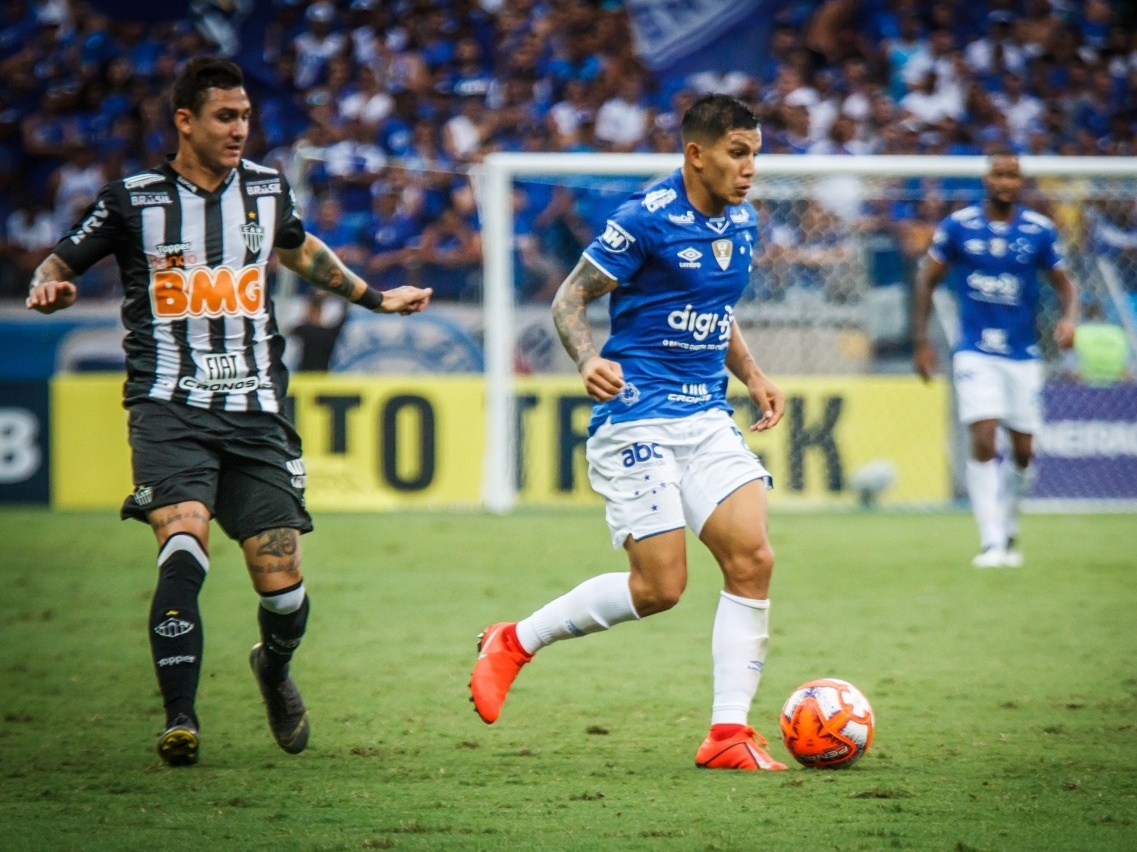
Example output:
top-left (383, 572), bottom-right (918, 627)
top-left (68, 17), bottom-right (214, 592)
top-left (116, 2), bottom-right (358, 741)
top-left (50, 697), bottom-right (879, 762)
top-left (475, 154), bottom-right (1137, 513)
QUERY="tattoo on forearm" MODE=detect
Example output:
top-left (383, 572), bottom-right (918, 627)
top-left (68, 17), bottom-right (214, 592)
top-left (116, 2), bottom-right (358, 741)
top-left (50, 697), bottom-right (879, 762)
top-left (30, 255), bottom-right (74, 288)
top-left (552, 261), bottom-right (615, 370)
top-left (254, 528), bottom-right (299, 558)
top-left (307, 248), bottom-right (359, 299)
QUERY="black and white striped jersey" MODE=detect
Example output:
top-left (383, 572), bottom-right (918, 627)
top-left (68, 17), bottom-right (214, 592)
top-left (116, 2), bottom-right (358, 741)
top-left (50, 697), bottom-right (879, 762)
top-left (52, 158), bottom-right (307, 413)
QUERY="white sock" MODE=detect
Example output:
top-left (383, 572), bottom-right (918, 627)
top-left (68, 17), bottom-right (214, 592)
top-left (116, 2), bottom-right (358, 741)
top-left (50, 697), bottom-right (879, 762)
top-left (711, 591), bottom-right (770, 726)
top-left (966, 458), bottom-right (1005, 550)
top-left (1003, 462), bottom-right (1030, 543)
top-left (515, 572), bottom-right (639, 655)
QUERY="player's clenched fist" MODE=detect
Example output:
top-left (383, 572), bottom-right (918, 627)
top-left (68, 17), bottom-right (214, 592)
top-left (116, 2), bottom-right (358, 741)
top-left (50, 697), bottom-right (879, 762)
top-left (580, 355), bottom-right (624, 402)
top-left (26, 280), bottom-right (77, 314)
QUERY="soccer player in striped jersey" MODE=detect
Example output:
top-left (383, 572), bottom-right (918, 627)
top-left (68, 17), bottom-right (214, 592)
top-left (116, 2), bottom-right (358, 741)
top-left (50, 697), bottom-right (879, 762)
top-left (26, 57), bottom-right (432, 766)
top-left (471, 94), bottom-right (789, 771)
top-left (913, 152), bottom-right (1078, 569)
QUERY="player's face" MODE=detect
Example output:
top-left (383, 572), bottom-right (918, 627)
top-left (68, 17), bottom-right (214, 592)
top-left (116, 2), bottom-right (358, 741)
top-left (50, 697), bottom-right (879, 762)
top-left (693, 128), bottom-right (762, 209)
top-left (179, 86), bottom-right (252, 173)
top-left (984, 156), bottom-right (1023, 206)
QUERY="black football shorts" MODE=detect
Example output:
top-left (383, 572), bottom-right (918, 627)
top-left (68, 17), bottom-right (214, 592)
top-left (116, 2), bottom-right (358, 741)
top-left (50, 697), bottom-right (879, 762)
top-left (121, 400), bottom-right (314, 542)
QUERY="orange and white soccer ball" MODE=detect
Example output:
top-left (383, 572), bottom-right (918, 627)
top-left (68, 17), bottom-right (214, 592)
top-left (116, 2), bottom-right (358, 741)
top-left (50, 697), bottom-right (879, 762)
top-left (780, 678), bottom-right (875, 768)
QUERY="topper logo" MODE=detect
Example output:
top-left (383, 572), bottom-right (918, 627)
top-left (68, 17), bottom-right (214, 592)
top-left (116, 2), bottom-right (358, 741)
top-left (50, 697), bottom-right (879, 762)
top-left (150, 265), bottom-right (265, 318)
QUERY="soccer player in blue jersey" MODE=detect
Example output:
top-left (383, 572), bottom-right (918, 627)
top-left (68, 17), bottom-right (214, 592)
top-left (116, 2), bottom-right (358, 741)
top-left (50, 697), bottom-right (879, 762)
top-left (913, 152), bottom-right (1077, 569)
top-left (471, 94), bottom-right (789, 771)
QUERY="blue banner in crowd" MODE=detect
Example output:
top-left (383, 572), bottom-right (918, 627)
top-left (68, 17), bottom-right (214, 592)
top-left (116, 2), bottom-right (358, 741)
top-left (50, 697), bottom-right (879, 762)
top-left (624, 0), bottom-right (770, 73)
top-left (1033, 383), bottom-right (1137, 501)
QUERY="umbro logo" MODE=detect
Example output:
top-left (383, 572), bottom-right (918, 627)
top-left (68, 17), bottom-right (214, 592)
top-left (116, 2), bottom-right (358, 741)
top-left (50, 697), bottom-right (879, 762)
top-left (677, 248), bottom-right (702, 268)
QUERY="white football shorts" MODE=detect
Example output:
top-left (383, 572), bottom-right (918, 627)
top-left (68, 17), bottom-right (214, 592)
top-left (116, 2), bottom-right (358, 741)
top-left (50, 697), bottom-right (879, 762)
top-left (952, 350), bottom-right (1044, 433)
top-left (585, 408), bottom-right (773, 549)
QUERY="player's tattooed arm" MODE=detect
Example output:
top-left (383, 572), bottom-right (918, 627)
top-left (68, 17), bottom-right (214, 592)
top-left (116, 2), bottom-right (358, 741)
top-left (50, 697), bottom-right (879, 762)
top-left (278, 233), bottom-right (432, 314)
top-left (278, 234), bottom-right (366, 300)
top-left (551, 257), bottom-right (618, 371)
top-left (25, 253), bottom-right (79, 314)
top-left (30, 254), bottom-right (75, 288)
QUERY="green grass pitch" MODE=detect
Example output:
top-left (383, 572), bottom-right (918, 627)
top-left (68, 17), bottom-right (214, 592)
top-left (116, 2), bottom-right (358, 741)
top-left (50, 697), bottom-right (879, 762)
top-left (1, 508), bottom-right (1135, 851)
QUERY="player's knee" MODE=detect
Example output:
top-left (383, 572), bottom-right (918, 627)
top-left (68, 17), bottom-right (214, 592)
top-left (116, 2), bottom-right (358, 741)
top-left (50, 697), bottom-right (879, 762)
top-left (629, 571), bottom-right (687, 616)
top-left (1013, 449), bottom-right (1033, 468)
top-left (723, 542), bottom-right (775, 590)
top-left (242, 527), bottom-right (303, 589)
top-left (971, 439), bottom-right (997, 462)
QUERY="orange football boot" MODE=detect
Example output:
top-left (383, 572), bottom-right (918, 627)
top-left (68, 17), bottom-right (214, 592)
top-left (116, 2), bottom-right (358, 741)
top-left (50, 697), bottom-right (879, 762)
top-left (695, 726), bottom-right (788, 771)
top-left (470, 622), bottom-right (533, 724)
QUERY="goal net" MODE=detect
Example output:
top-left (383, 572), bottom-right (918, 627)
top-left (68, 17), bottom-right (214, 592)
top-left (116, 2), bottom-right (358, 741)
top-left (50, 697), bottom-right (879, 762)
top-left (286, 149), bottom-right (1137, 513)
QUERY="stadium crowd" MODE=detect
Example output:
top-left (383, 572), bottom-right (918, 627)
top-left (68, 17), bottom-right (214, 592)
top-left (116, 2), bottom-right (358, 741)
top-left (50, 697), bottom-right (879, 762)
top-left (2, 0), bottom-right (1136, 310)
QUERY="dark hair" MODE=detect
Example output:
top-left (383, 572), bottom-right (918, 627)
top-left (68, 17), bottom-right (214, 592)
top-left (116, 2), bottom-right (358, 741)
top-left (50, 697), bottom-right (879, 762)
top-left (170, 56), bottom-right (245, 116)
top-left (680, 93), bottom-right (759, 144)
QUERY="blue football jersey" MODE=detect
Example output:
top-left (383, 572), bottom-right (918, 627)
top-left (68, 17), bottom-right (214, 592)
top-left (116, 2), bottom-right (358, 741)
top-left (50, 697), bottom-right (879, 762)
top-left (581, 169), bottom-right (758, 433)
top-left (928, 204), bottom-right (1066, 360)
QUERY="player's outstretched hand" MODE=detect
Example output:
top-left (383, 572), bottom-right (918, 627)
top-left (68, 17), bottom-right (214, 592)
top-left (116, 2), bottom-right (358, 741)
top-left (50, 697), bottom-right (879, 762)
top-left (580, 355), bottom-right (624, 402)
top-left (747, 372), bottom-right (785, 432)
top-left (1053, 318), bottom-right (1076, 350)
top-left (26, 281), bottom-right (78, 314)
top-left (913, 341), bottom-right (936, 382)
top-left (380, 286), bottom-right (433, 315)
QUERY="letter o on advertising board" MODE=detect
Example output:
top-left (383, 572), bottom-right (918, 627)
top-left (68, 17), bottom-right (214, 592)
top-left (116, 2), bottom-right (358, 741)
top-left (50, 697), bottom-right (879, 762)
top-left (380, 395), bottom-right (435, 491)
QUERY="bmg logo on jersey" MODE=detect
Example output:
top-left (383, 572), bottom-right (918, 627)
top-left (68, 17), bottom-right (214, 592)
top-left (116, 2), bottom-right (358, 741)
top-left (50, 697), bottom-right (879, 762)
top-left (621, 442), bottom-right (664, 468)
top-left (149, 265), bottom-right (266, 319)
top-left (667, 303), bottom-right (733, 341)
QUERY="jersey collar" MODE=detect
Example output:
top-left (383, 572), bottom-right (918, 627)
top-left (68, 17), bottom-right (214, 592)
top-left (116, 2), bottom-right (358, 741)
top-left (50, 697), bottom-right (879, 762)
top-left (162, 156), bottom-right (237, 198)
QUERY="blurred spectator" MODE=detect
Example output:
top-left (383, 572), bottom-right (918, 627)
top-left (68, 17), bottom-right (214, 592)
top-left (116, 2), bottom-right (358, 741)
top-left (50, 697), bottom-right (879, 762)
top-left (595, 76), bottom-right (649, 152)
top-left (418, 203), bottom-right (481, 300)
top-left (900, 70), bottom-right (961, 128)
top-left (47, 142), bottom-right (105, 238)
top-left (5, 192), bottom-right (54, 290)
top-left (547, 79), bottom-right (595, 150)
top-left (290, 291), bottom-right (347, 373)
top-left (365, 182), bottom-right (420, 290)
top-left (965, 10), bottom-right (1027, 77)
top-left (292, 1), bottom-right (344, 89)
top-left (306, 196), bottom-right (366, 272)
top-left (884, 11), bottom-right (928, 101)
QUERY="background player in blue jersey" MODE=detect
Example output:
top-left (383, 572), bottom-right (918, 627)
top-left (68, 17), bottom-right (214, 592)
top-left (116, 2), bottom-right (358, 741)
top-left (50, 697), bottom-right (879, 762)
top-left (913, 152), bottom-right (1077, 569)
top-left (471, 95), bottom-right (790, 771)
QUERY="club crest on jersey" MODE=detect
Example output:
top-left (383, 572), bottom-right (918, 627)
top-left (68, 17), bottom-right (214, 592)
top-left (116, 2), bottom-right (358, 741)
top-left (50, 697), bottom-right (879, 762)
top-left (600, 220), bottom-right (636, 253)
top-left (617, 382), bottom-right (641, 406)
top-left (712, 239), bottom-right (733, 270)
top-left (240, 222), bottom-right (265, 253)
